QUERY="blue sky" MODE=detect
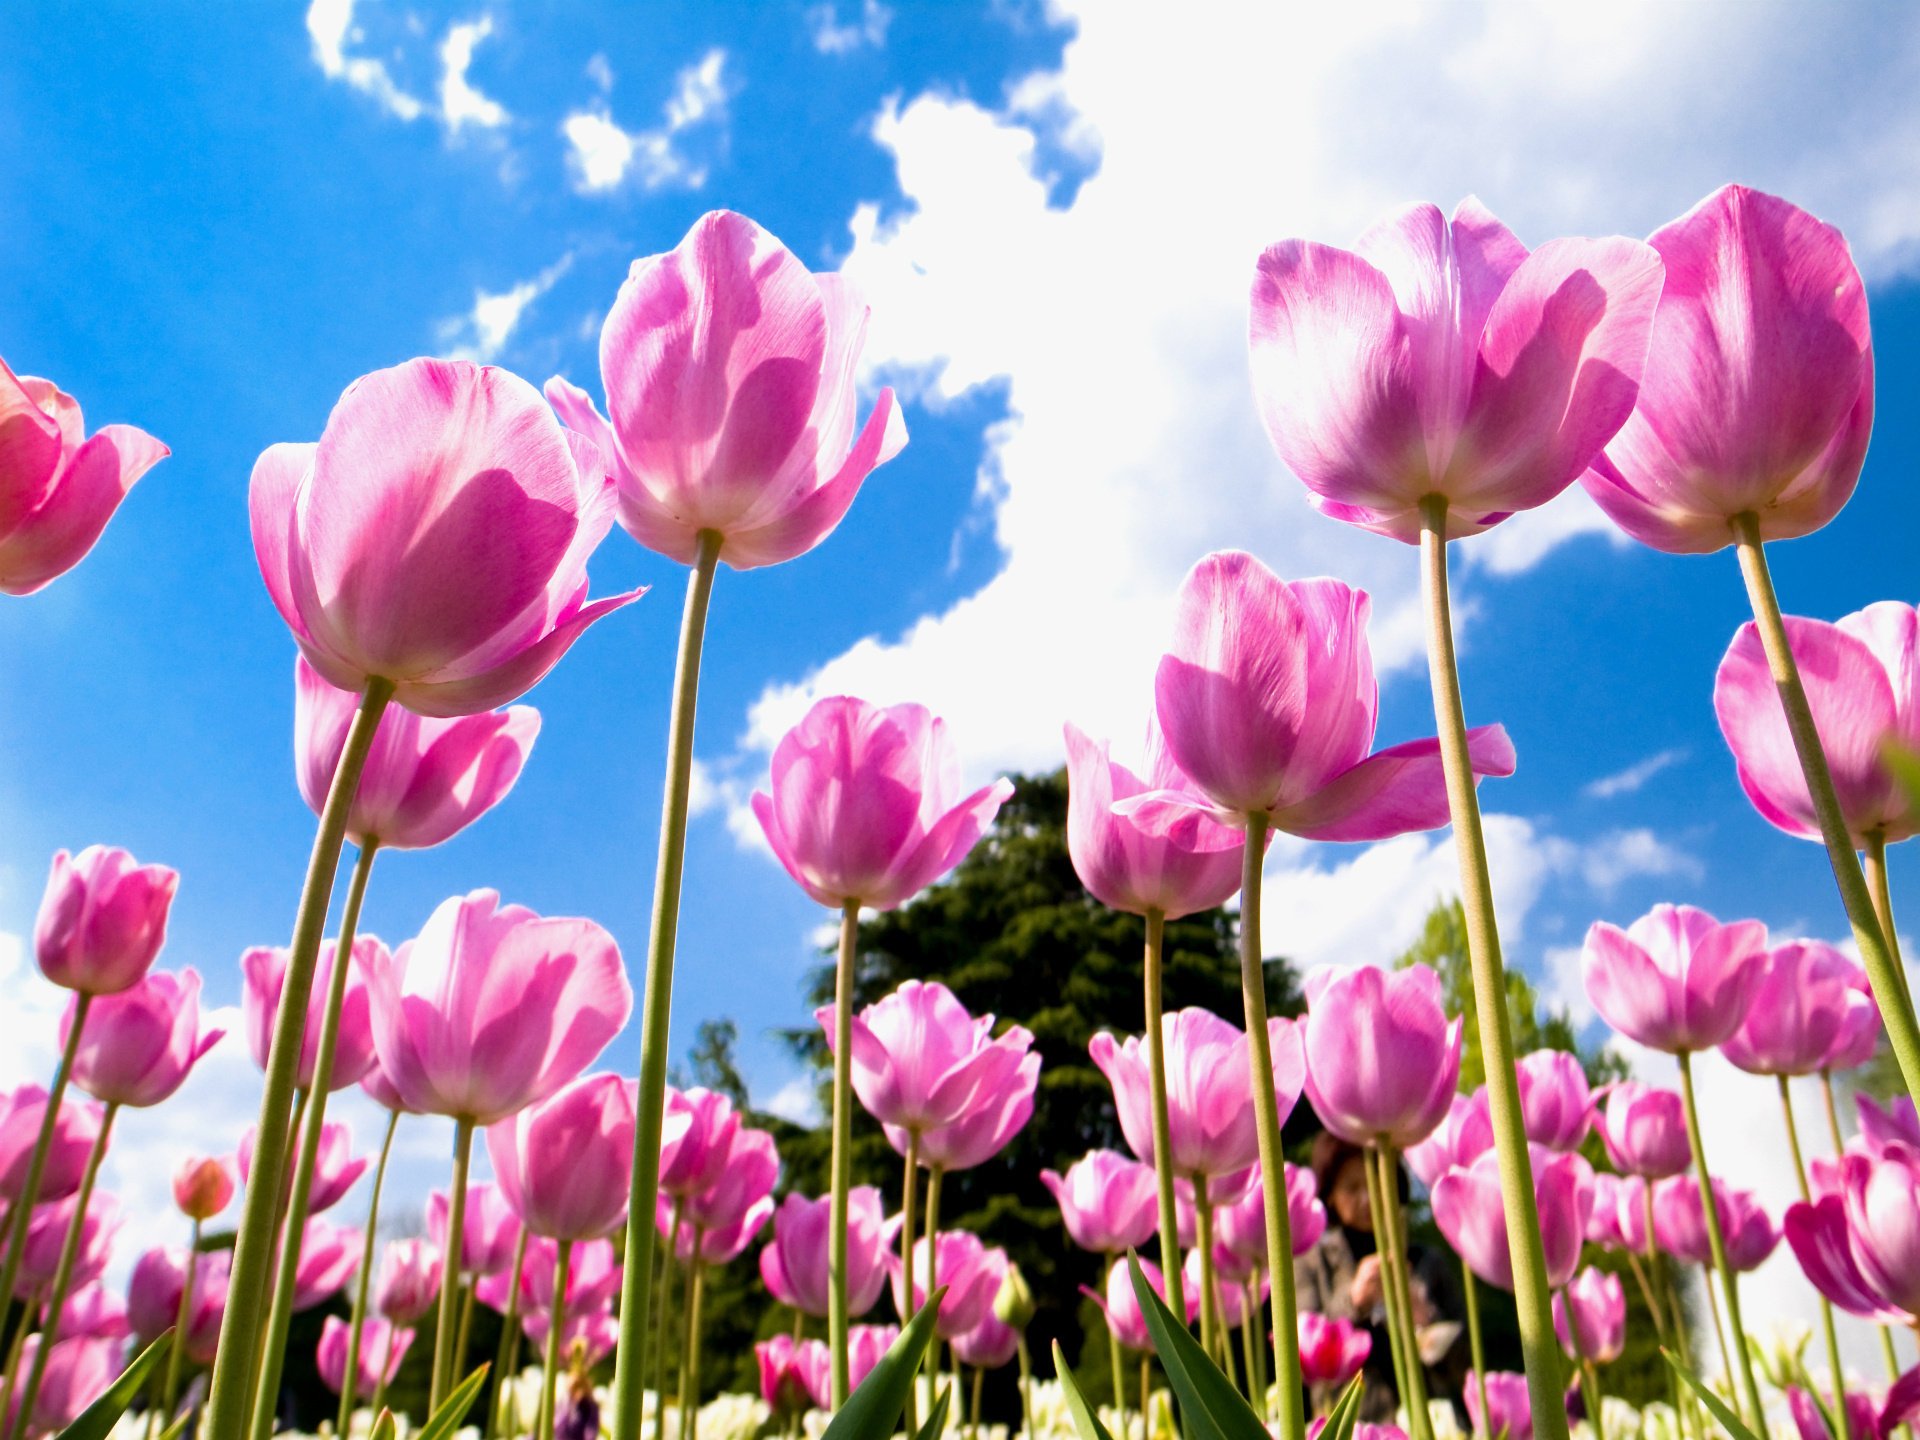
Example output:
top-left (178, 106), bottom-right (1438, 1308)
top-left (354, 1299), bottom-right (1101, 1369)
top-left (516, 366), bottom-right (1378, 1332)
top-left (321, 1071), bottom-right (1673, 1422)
top-left (3, 0), bottom-right (1919, 1337)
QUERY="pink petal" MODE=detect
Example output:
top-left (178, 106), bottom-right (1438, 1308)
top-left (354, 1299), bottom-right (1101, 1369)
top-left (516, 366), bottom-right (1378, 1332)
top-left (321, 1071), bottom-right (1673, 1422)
top-left (0, 425), bottom-right (167, 595)
top-left (1273, 724), bottom-right (1515, 842)
top-left (546, 374), bottom-right (706, 566)
top-left (0, 359), bottom-right (63, 532)
top-left (397, 586), bottom-right (643, 718)
top-left (874, 777), bottom-right (1014, 910)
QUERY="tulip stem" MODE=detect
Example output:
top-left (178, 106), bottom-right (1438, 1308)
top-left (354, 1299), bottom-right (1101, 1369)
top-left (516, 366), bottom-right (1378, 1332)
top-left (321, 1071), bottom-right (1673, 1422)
top-left (1676, 1052), bottom-right (1764, 1426)
top-left (157, 1218), bottom-right (202, 1436)
top-left (1371, 1145), bottom-right (1433, 1440)
top-left (828, 899), bottom-right (860, 1408)
top-left (431, 1117), bottom-right (476, 1409)
top-left (1236, 812), bottom-right (1303, 1440)
top-left (1864, 832), bottom-right (1911, 999)
top-left (7, 1101), bottom-right (117, 1440)
top-left (1417, 496), bottom-right (1565, 1440)
top-left (901, 1131), bottom-right (921, 1434)
top-left (1581, 1360), bottom-right (1606, 1440)
top-left (251, 837), bottom-right (381, 1440)
top-left (1778, 1076), bottom-right (1852, 1440)
top-left (1361, 1148), bottom-right (1412, 1405)
top-left (1731, 515), bottom-right (1920, 1102)
top-left (653, 1202), bottom-right (685, 1440)
top-left (484, 1227), bottom-right (530, 1440)
top-left (1108, 1306), bottom-right (1127, 1439)
top-left (204, 678), bottom-right (393, 1439)
top-left (0, 1291), bottom-right (35, 1435)
top-left (1239, 1286), bottom-right (1261, 1411)
top-left (1016, 1335), bottom-right (1033, 1440)
top-left (0, 990), bottom-right (92, 1357)
top-left (1248, 1273), bottom-right (1270, 1405)
top-left (1142, 907), bottom-right (1185, 1336)
top-left (681, 1245), bottom-right (707, 1440)
top-left (1463, 1267), bottom-right (1488, 1438)
top-left (340, 1105), bottom-right (400, 1436)
top-left (537, 1239), bottom-right (573, 1440)
top-left (1193, 1189), bottom-right (1218, 1362)
top-left (611, 529), bottom-right (724, 1440)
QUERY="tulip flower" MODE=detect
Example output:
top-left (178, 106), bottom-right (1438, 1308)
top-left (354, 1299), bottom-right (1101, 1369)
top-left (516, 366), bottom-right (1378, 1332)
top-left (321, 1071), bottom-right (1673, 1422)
top-left (659, 1088), bottom-right (743, 1199)
top-left (522, 1306), bottom-right (619, 1367)
top-left (488, 1072), bottom-right (637, 1241)
top-left (888, 1231), bottom-right (1008, 1341)
top-left (1722, 941), bottom-right (1874, 1077)
top-left (172, 1154), bottom-right (235, 1221)
top-left (33, 845), bottom-right (177, 996)
top-left (797, 1327), bottom-right (897, 1411)
top-left (0, 359), bottom-right (167, 594)
top-left (1310, 1426), bottom-right (1410, 1440)
top-left (295, 656), bottom-right (542, 850)
top-left (1592, 1082), bottom-right (1691, 1179)
top-left (428, 1181), bottom-right (526, 1278)
top-left (63, 969), bottom-right (222, 1108)
top-left (374, 1237), bottom-right (442, 1324)
top-left (677, 1125), bottom-right (778, 1236)
top-left (1515, 1051), bottom-right (1591, 1152)
top-left (290, 1217), bottom-right (362, 1310)
top-left (238, 1120), bottom-right (367, 1215)
top-left (1298, 1311), bottom-right (1371, 1389)
top-left (1302, 964), bottom-right (1463, 1148)
top-left (1582, 905), bottom-right (1767, 1055)
top-left (1553, 1268), bottom-right (1625, 1362)
top-left (1214, 1162), bottom-right (1326, 1268)
top-left (1786, 1148), bottom-right (1920, 1322)
top-left (1405, 1091), bottom-right (1495, 1186)
top-left (953, 1312), bottom-right (1021, 1369)
top-left (1433, 1148), bottom-right (1594, 1291)
top-left (1465, 1372), bottom-right (1535, 1440)
top-left (1787, 1388), bottom-right (1885, 1440)
top-left (1583, 1174), bottom-right (1629, 1251)
top-left (1653, 1175), bottom-right (1778, 1272)
top-left (0, 1088), bottom-right (101, 1205)
top-left (906, 1046), bottom-right (1039, 1173)
top-left (128, 1247), bottom-right (230, 1365)
top-left (59, 1283), bottom-right (127, 1341)
top-left (826, 981), bottom-right (1031, 1143)
top-left (1085, 1256), bottom-right (1193, 1354)
top-left (3, 1335), bottom-right (118, 1436)
top-left (10, 1192), bottom-right (118, 1298)
top-left (487, 1237), bottom-right (622, 1319)
top-left (756, 1334), bottom-right (812, 1415)
top-left (1039, 1151), bottom-right (1159, 1256)
top-left (760, 1187), bottom-right (889, 1319)
top-left (317, 1314), bottom-right (413, 1395)
top-left (1716, 603), bottom-right (1920, 848)
top-left (1857, 1096), bottom-right (1920, 1157)
top-left (240, 936), bottom-right (382, 1092)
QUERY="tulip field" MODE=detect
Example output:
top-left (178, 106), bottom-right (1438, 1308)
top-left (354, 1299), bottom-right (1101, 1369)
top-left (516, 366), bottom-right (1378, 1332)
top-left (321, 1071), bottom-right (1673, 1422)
top-left (5, 165), bottom-right (1920, 1440)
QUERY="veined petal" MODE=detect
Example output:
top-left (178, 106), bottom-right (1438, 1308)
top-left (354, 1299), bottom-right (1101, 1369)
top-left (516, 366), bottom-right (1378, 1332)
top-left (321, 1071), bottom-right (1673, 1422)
top-left (1273, 725), bottom-right (1515, 842)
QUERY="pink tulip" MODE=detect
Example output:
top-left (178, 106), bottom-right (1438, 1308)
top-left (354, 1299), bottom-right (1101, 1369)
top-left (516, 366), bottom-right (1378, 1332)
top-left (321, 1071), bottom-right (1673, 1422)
top-left (1823, 982), bottom-right (1882, 1072)
top-left (666, 1195), bottom-right (774, 1265)
top-left (1433, 1147), bottom-right (1593, 1291)
top-left (756, 1334), bottom-right (813, 1414)
top-left (488, 1072), bottom-right (636, 1241)
top-left (0, 360), bottom-right (167, 594)
top-left (171, 1153), bottom-right (236, 1221)
top-left (1592, 1082), bottom-right (1691, 1179)
top-left (10, 1193), bottom-right (118, 1298)
top-left (127, 1247), bottom-right (230, 1363)
top-left (1129, 553), bottom-right (1515, 836)
top-left (660, 1088), bottom-right (743, 1199)
top-left (1553, 1267), bottom-right (1625, 1361)
top-left (1581, 185), bottom-right (1871, 555)
top-left (432, 1182), bottom-right (527, 1281)
top-left (1302, 964), bottom-right (1462, 1148)
top-left (1086, 1256), bottom-right (1194, 1354)
top-left (288, 1217), bottom-right (361, 1310)
top-left (953, 1312), bottom-right (1021, 1369)
top-left (1581, 904), bottom-right (1768, 1053)
top-left (1857, 1096), bottom-right (1920, 1157)
top-left (1829, 1146), bottom-right (1920, 1317)
top-left (317, 1314), bottom-right (413, 1395)
top-left (1250, 197), bottom-right (1661, 543)
top-left (1215, 1162), bottom-right (1325, 1269)
top-left (1062, 721), bottom-right (1246, 920)
top-left (54, 1282), bottom-right (125, 1342)
top-left (1654, 1175), bottom-right (1778, 1272)
top-left (1183, 1246), bottom-right (1255, 1324)
top-left (1785, 1183), bottom-right (1910, 1324)
top-left (358, 1055), bottom-right (418, 1116)
top-left (1174, 1168), bottom-right (1256, 1247)
top-left (33, 845), bottom-right (177, 996)
top-left (366, 889), bottom-right (630, 1124)
top-left (1039, 1151), bottom-right (1159, 1255)
top-left (757, 697), bottom-right (1013, 912)
top-left (63, 969), bottom-right (222, 1108)
top-left (374, 1237), bottom-right (443, 1323)
top-left (1787, 1387), bottom-right (1885, 1440)
top-left (1584, 1173), bottom-right (1629, 1250)
top-left (679, 1125), bottom-right (778, 1235)
top-left (1297, 1311), bottom-right (1371, 1388)
top-left (295, 655), bottom-right (542, 851)
top-left (252, 357), bottom-right (640, 717)
top-left (238, 1120), bottom-right (367, 1215)
top-left (0, 1088), bottom-right (102, 1205)
top-left (4, 1334), bottom-right (119, 1436)
top-left (480, 1236), bottom-right (621, 1318)
top-left (760, 1187), bottom-right (889, 1319)
top-left (1715, 603), bottom-right (1920, 847)
top-left (547, 210), bottom-right (906, 571)
top-left (888, 1231), bottom-right (1008, 1341)
top-left (1405, 1092), bottom-right (1495, 1186)
top-left (823, 980), bottom-right (1031, 1138)
top-left (895, 1042), bottom-right (1039, 1172)
top-left (240, 935), bottom-right (382, 1092)
top-left (522, 1306), bottom-right (619, 1368)
top-left (1092, 1007), bottom-right (1305, 1178)
top-left (1465, 1372), bottom-right (1535, 1440)
top-left (797, 1326), bottom-right (896, 1410)
top-left (1516, 1051), bottom-right (1591, 1152)
top-left (1722, 940), bottom-right (1876, 1077)
top-left (1310, 1425), bottom-right (1409, 1440)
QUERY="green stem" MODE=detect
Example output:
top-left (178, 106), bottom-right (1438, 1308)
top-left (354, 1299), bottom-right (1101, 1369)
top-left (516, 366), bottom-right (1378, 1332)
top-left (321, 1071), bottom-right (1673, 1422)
top-left (157, 1219), bottom-right (201, 1434)
top-left (455, 1281), bottom-right (477, 1388)
top-left (1865, 831), bottom-right (1913, 1004)
top-left (971, 1365), bottom-right (984, 1440)
top-left (1248, 1273), bottom-right (1270, 1410)
top-left (371, 1324), bottom-right (396, 1417)
top-left (1464, 1267), bottom-right (1488, 1438)
top-left (251, 839), bottom-right (381, 1440)
top-left (1418, 497), bottom-right (1566, 1440)
top-left (431, 1117), bottom-right (477, 1408)
top-left (1239, 1283), bottom-right (1261, 1412)
top-left (0, 1299), bottom-right (36, 1440)
top-left (1108, 1296), bottom-right (1128, 1438)
top-left (610, 529), bottom-right (724, 1440)
top-left (1581, 1360), bottom-right (1607, 1440)
top-left (7, 1103), bottom-right (117, 1440)
top-left (1142, 908), bottom-right (1184, 1330)
top-left (1819, 1071), bottom-right (1848, 1157)
top-left (1017, 1336), bottom-right (1033, 1440)
top-left (485, 1227), bottom-right (531, 1440)
top-left (1362, 1149), bottom-right (1414, 1418)
top-left (203, 678), bottom-right (393, 1438)
top-left (537, 1239), bottom-right (573, 1440)
top-left (1779, 1076), bottom-right (1851, 1440)
top-left (901, 1130), bottom-right (921, 1433)
top-left (925, 1163), bottom-right (944, 1399)
top-left (1373, 1146), bottom-right (1433, 1440)
top-left (653, 1204), bottom-right (685, 1440)
top-left (340, 1106), bottom-right (401, 1436)
top-left (1677, 1052), bottom-right (1764, 1425)
top-left (1193, 1188), bottom-right (1218, 1361)
top-left (680, 1245), bottom-right (707, 1440)
top-left (0, 992), bottom-right (92, 1358)
top-left (1732, 514), bottom-right (1920, 1102)
top-left (828, 899), bottom-right (860, 1408)
top-left (1236, 812), bottom-right (1303, 1440)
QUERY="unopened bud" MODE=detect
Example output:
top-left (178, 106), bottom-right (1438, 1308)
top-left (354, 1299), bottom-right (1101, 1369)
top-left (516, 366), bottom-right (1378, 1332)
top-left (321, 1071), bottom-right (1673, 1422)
top-left (994, 1262), bottom-right (1035, 1329)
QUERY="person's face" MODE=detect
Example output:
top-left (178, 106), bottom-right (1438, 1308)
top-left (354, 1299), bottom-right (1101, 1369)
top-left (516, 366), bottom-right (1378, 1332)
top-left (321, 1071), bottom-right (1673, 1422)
top-left (1330, 1155), bottom-right (1372, 1231)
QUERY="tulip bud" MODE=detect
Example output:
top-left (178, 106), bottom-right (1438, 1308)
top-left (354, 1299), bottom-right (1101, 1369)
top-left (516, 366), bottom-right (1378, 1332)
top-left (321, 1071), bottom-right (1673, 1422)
top-left (994, 1262), bottom-right (1035, 1329)
top-left (171, 1155), bottom-right (235, 1221)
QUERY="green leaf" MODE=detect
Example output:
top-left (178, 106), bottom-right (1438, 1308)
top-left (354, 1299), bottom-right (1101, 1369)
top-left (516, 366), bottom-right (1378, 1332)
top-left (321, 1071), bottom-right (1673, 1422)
top-left (913, 1383), bottom-right (953, 1440)
top-left (418, 1363), bottom-right (492, 1440)
top-left (368, 1408), bottom-right (398, 1440)
top-left (1663, 1350), bottom-right (1767, 1440)
top-left (154, 1411), bottom-right (193, 1440)
top-left (55, 1329), bottom-right (173, 1440)
top-left (1125, 1252), bottom-right (1269, 1440)
top-left (822, 1286), bottom-right (947, 1440)
top-left (1320, 1373), bottom-right (1366, 1440)
top-left (1052, 1341), bottom-right (1118, 1440)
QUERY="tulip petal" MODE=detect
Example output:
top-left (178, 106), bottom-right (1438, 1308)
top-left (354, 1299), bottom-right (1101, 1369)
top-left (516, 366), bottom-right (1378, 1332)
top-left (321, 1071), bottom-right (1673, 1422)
top-left (1783, 1195), bottom-right (1905, 1322)
top-left (0, 360), bottom-right (63, 532)
top-left (1273, 724), bottom-right (1515, 842)
top-left (397, 585), bottom-right (644, 718)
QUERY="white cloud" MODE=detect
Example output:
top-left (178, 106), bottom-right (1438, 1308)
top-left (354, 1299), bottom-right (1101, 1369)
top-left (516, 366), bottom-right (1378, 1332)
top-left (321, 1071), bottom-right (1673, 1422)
top-left (808, 0), bottom-right (893, 55)
top-left (760, 1075), bottom-right (823, 1127)
top-left (1585, 748), bottom-right (1690, 801)
top-left (305, 0), bottom-right (428, 122)
top-left (563, 49), bottom-right (734, 194)
top-left (437, 253), bottom-right (573, 362)
top-left (438, 15), bottom-right (510, 133)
